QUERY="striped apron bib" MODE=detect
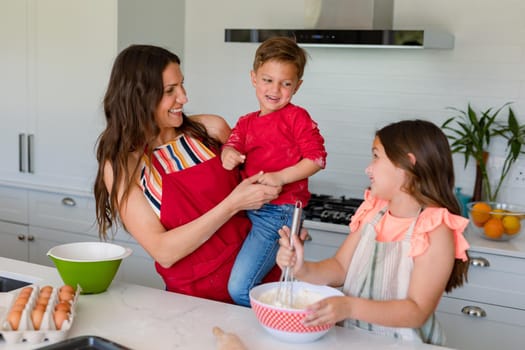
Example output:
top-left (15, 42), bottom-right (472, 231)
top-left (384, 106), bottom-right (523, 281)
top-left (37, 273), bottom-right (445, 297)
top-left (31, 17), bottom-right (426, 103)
top-left (341, 208), bottom-right (445, 345)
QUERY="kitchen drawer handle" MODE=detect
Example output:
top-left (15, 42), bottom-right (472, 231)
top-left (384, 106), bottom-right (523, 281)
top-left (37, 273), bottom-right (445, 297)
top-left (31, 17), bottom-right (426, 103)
top-left (27, 235), bottom-right (35, 241)
top-left (470, 257), bottom-right (490, 267)
top-left (17, 234), bottom-right (26, 241)
top-left (62, 197), bottom-right (77, 207)
top-left (461, 305), bottom-right (487, 318)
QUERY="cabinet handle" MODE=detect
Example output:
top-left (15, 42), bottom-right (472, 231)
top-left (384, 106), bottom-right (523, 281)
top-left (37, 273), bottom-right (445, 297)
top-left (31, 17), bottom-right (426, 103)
top-left (304, 233), bottom-right (312, 241)
top-left (17, 234), bottom-right (26, 241)
top-left (470, 257), bottom-right (490, 267)
top-left (61, 197), bottom-right (76, 207)
top-left (19, 133), bottom-right (27, 172)
top-left (461, 305), bottom-right (487, 318)
top-left (28, 134), bottom-right (35, 173)
top-left (27, 235), bottom-right (35, 242)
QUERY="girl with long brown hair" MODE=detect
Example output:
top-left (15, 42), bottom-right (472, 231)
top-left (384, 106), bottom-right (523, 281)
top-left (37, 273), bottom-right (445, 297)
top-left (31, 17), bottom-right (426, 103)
top-left (276, 119), bottom-right (470, 345)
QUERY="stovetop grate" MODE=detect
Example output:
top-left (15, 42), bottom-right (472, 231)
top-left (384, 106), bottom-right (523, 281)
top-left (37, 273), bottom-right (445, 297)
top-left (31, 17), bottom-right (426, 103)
top-left (304, 194), bottom-right (364, 225)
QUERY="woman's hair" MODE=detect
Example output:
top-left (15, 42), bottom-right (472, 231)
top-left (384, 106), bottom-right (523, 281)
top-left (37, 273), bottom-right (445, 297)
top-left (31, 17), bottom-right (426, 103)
top-left (376, 119), bottom-right (469, 292)
top-left (252, 36), bottom-right (308, 79)
top-left (94, 44), bottom-right (222, 240)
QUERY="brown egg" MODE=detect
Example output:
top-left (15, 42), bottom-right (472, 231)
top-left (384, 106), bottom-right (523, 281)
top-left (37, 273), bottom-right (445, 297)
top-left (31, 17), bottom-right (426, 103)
top-left (59, 290), bottom-right (75, 303)
top-left (14, 295), bottom-right (29, 307)
top-left (39, 288), bottom-right (52, 299)
top-left (7, 310), bottom-right (22, 330)
top-left (31, 308), bottom-right (45, 330)
top-left (35, 296), bottom-right (49, 309)
top-left (54, 300), bottom-right (71, 313)
top-left (59, 285), bottom-right (75, 295)
top-left (33, 303), bottom-right (47, 312)
top-left (10, 304), bottom-right (25, 313)
top-left (53, 310), bottom-right (69, 330)
top-left (19, 286), bottom-right (34, 297)
top-left (40, 285), bottom-right (53, 295)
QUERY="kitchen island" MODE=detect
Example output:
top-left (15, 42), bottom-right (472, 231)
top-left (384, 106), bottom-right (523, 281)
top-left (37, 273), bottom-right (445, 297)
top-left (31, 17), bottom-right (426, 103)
top-left (0, 257), bottom-right (450, 350)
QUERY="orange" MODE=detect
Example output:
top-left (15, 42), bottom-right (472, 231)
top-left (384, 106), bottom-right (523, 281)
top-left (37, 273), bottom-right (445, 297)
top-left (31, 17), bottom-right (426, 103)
top-left (483, 218), bottom-right (504, 239)
top-left (470, 202), bottom-right (492, 227)
top-left (502, 215), bottom-right (521, 235)
top-left (491, 209), bottom-right (507, 219)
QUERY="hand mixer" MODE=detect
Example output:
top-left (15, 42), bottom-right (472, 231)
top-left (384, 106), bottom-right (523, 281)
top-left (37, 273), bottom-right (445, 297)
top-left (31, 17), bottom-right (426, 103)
top-left (274, 201), bottom-right (303, 308)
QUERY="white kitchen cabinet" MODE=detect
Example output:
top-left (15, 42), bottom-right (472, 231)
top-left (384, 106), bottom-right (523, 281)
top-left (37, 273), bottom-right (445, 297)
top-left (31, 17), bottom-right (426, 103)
top-left (0, 0), bottom-right (29, 183)
top-left (303, 221), bottom-right (347, 261)
top-left (0, 212), bottom-right (92, 267)
top-left (111, 234), bottom-right (164, 290)
top-left (0, 186), bottom-right (30, 261)
top-left (0, 0), bottom-right (185, 193)
top-left (0, 185), bottom-right (163, 289)
top-left (0, 186), bottom-right (96, 264)
top-left (436, 248), bottom-right (525, 350)
top-left (0, 0), bottom-right (115, 191)
top-left (0, 221), bottom-right (30, 262)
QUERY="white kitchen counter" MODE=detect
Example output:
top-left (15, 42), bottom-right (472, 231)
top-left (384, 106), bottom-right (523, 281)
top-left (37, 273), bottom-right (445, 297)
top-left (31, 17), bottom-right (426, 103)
top-left (0, 257), bottom-right (451, 350)
top-left (463, 227), bottom-right (525, 258)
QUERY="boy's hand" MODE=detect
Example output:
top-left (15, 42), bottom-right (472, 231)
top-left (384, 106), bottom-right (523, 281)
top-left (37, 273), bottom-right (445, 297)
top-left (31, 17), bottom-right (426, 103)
top-left (221, 146), bottom-right (246, 170)
top-left (257, 171), bottom-right (284, 186)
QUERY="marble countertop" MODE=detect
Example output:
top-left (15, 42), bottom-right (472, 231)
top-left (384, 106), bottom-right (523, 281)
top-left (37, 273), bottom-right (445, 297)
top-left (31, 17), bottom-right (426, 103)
top-left (0, 257), bottom-right (450, 350)
top-left (462, 228), bottom-right (525, 259)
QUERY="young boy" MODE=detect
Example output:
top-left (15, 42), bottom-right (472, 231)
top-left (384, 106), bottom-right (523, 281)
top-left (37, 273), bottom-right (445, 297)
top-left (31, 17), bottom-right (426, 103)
top-left (222, 36), bottom-right (327, 306)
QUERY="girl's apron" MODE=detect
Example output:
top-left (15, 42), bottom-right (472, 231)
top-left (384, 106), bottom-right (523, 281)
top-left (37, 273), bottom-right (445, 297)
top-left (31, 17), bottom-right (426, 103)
top-left (341, 208), bottom-right (445, 345)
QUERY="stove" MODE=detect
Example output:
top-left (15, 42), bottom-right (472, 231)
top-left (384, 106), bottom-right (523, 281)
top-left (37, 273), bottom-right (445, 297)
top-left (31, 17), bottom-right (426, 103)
top-left (304, 194), bottom-right (364, 225)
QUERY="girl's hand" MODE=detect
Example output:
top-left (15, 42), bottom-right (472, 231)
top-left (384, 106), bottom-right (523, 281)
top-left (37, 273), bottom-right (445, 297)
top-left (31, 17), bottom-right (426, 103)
top-left (276, 226), bottom-right (307, 274)
top-left (302, 296), bottom-right (350, 327)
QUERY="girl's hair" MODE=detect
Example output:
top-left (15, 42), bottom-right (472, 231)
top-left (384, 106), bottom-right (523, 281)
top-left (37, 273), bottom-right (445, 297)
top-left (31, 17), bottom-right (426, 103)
top-left (94, 44), bottom-right (222, 240)
top-left (252, 36), bottom-right (308, 79)
top-left (376, 119), bottom-right (469, 292)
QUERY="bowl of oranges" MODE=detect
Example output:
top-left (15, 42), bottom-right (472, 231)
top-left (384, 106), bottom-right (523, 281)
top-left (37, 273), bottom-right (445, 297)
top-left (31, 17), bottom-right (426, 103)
top-left (467, 201), bottom-right (525, 241)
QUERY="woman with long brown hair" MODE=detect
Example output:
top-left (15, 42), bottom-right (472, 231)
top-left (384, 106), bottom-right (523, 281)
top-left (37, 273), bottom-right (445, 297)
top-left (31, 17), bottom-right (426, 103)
top-left (94, 45), bottom-right (281, 302)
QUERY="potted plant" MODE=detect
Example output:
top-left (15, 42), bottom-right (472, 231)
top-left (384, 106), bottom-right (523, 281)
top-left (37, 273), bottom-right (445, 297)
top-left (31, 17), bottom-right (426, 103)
top-left (441, 102), bottom-right (525, 202)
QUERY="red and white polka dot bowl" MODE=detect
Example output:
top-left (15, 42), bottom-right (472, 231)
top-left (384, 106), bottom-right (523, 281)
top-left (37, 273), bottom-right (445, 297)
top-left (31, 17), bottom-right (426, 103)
top-left (249, 281), bottom-right (344, 343)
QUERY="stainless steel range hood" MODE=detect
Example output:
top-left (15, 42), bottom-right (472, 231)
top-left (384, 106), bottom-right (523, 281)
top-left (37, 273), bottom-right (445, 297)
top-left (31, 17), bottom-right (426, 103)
top-left (225, 0), bottom-right (454, 49)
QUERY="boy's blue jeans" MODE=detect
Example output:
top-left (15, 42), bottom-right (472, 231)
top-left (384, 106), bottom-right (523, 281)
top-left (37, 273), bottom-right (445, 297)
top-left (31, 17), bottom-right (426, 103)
top-left (228, 203), bottom-right (298, 307)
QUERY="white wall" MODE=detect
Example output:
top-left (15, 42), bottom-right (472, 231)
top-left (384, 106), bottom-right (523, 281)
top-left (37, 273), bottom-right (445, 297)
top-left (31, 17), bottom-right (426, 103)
top-left (183, 0), bottom-right (525, 204)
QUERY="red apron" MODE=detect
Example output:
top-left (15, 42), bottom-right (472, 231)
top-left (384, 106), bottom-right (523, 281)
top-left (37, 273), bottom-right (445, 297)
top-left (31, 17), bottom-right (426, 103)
top-left (153, 155), bottom-right (279, 303)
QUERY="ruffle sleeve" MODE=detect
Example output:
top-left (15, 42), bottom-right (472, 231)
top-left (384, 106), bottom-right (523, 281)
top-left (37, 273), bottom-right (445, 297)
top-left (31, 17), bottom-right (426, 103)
top-left (412, 208), bottom-right (470, 261)
top-left (349, 189), bottom-right (387, 233)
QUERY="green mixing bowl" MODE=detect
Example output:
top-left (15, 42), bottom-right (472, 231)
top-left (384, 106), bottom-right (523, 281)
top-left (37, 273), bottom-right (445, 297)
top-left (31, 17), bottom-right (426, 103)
top-left (47, 242), bottom-right (132, 294)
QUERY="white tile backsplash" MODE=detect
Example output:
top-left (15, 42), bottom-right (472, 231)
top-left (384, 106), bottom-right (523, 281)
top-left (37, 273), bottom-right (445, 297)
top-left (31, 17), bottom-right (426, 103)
top-left (183, 0), bottom-right (525, 205)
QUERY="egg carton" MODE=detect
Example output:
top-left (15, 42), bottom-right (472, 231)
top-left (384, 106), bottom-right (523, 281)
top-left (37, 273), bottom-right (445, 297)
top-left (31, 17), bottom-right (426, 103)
top-left (0, 284), bottom-right (80, 344)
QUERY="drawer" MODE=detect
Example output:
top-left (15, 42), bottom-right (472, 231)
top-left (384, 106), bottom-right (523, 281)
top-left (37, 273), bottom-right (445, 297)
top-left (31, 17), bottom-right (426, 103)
top-left (28, 190), bottom-right (98, 236)
top-left (436, 296), bottom-right (525, 350)
top-left (0, 186), bottom-right (28, 224)
top-left (447, 251), bottom-right (525, 310)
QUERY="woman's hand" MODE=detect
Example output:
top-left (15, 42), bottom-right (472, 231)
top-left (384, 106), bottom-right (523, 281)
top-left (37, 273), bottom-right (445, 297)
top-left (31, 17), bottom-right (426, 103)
top-left (227, 172), bottom-right (281, 211)
top-left (276, 225), bottom-right (307, 275)
top-left (302, 296), bottom-right (351, 327)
